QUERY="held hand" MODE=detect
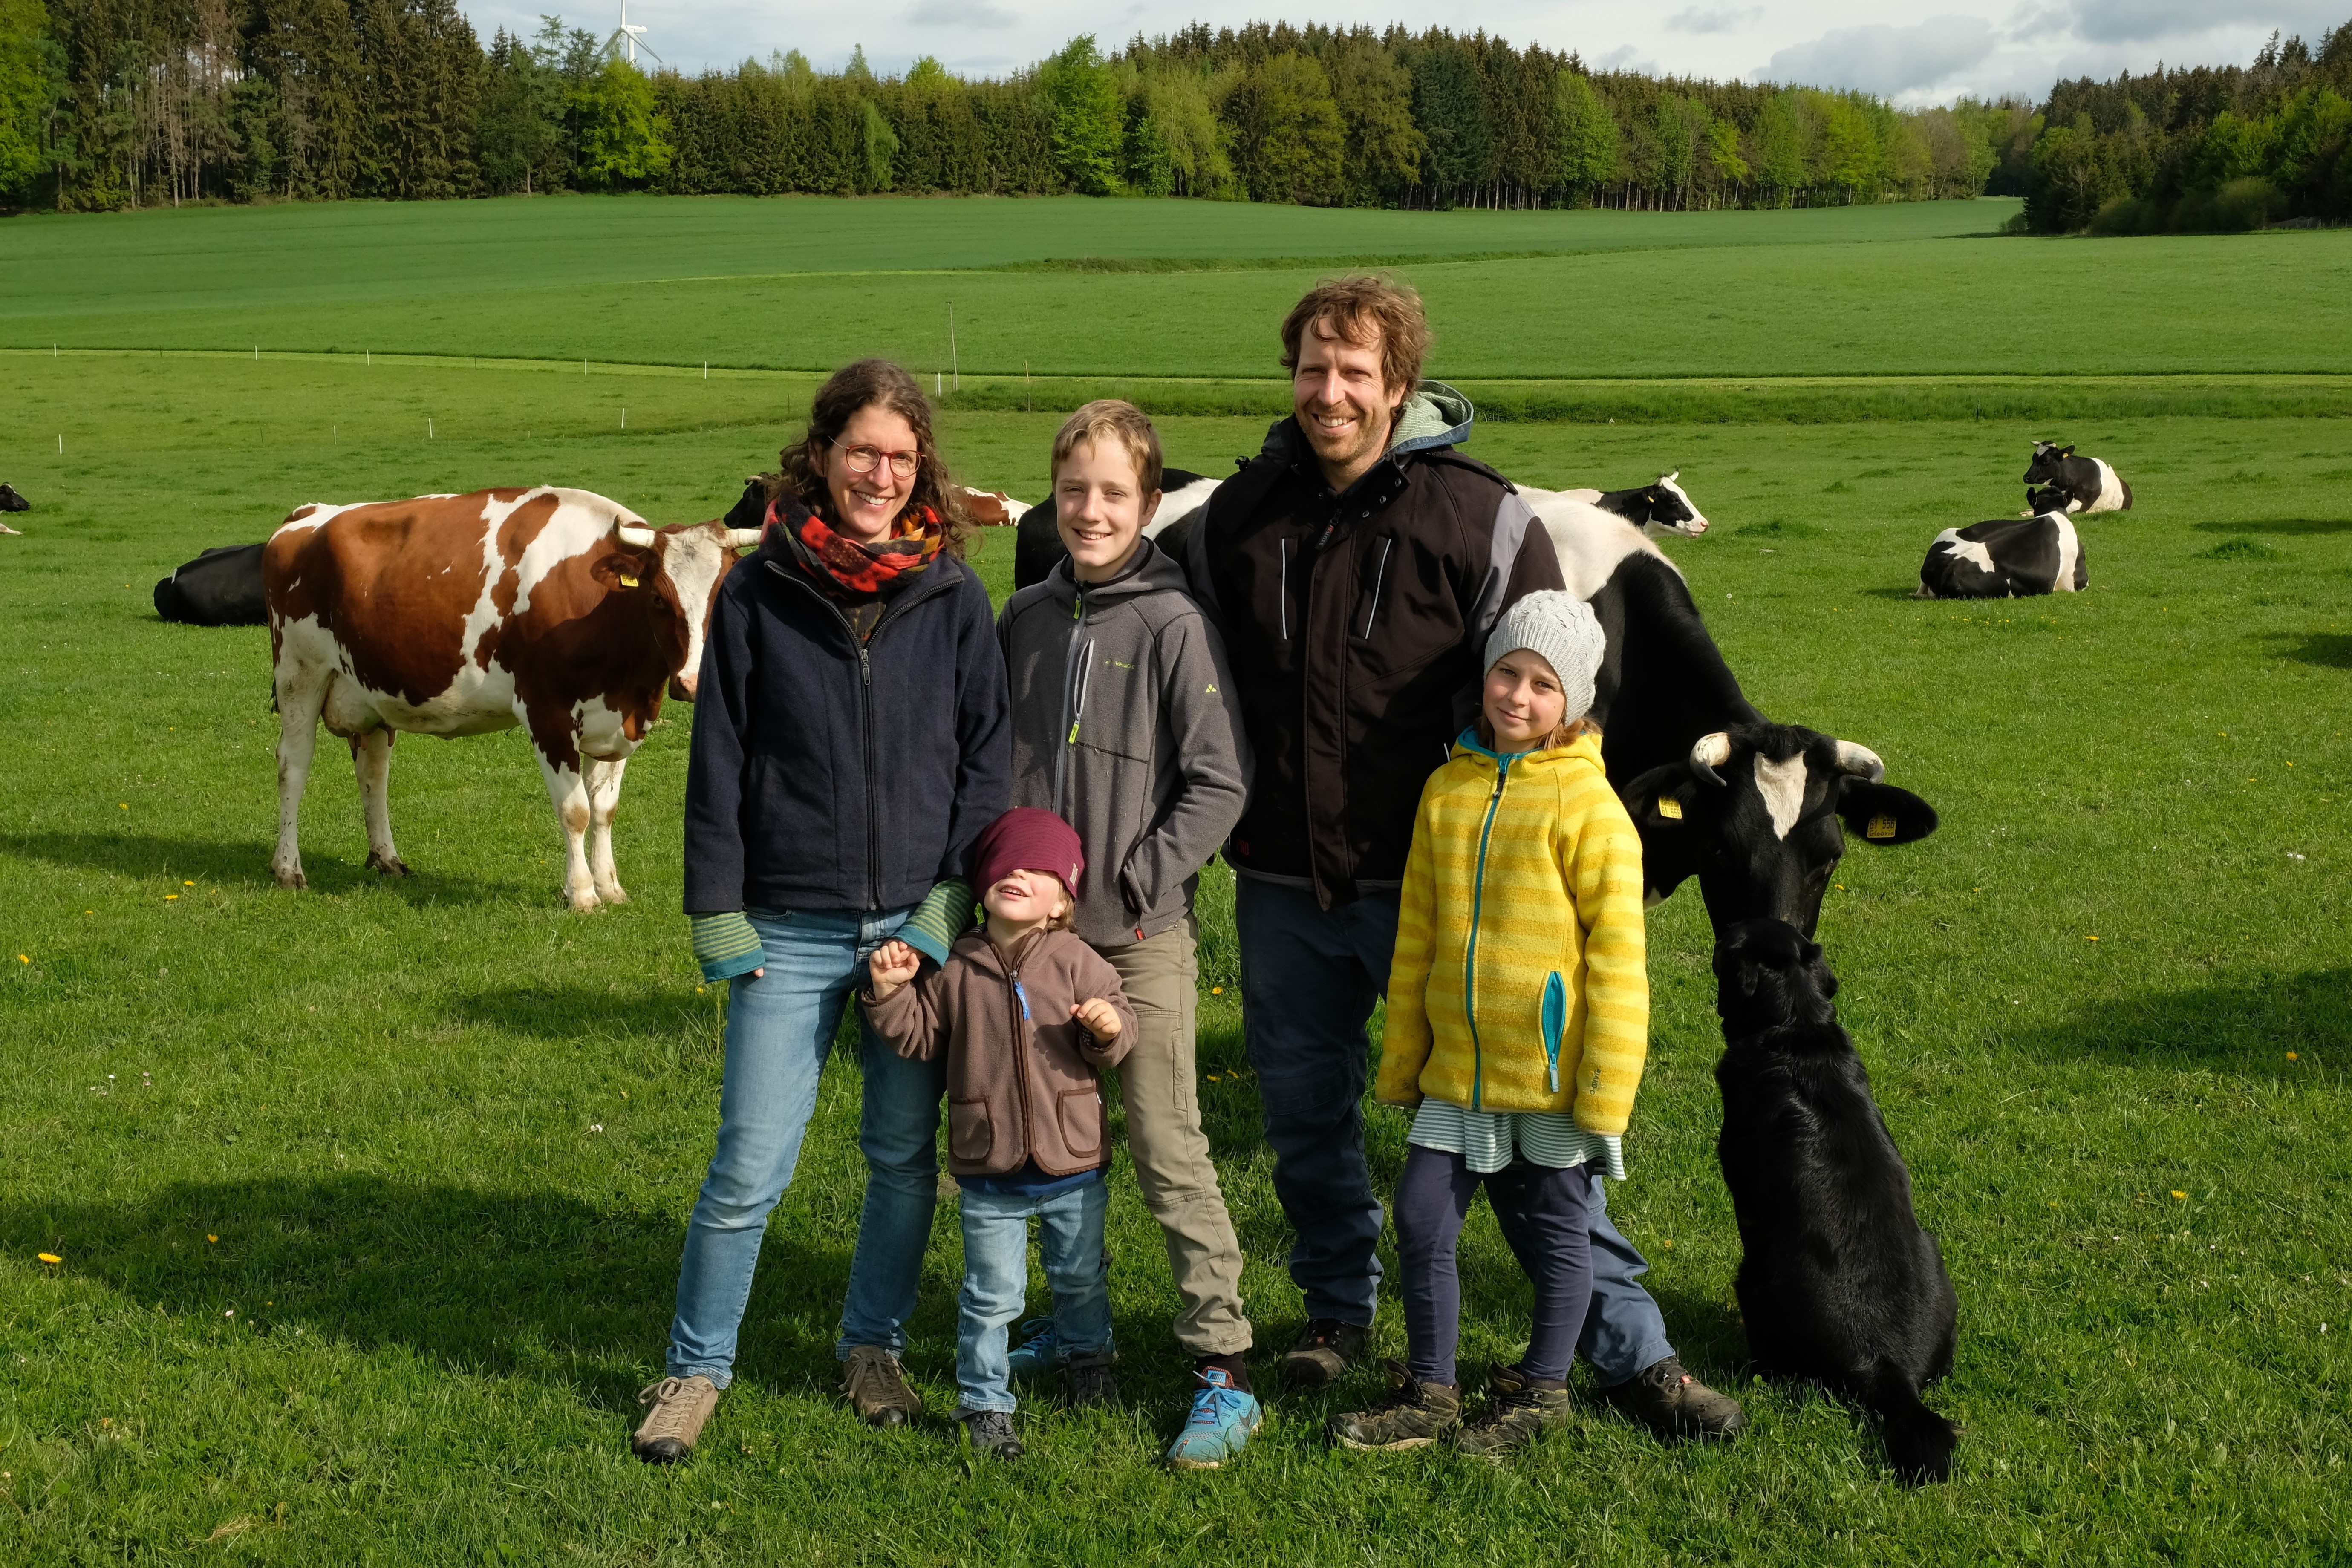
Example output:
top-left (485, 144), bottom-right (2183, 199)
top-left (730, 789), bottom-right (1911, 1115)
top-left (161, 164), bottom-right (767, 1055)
top-left (1071, 998), bottom-right (1122, 1043)
top-left (868, 940), bottom-right (921, 995)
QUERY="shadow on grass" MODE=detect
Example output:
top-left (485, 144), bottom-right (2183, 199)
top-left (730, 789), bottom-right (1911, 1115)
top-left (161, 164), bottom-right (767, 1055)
top-left (450, 985), bottom-right (725, 1042)
top-left (3, 830), bottom-right (528, 906)
top-left (0, 1174), bottom-right (877, 1409)
top-left (1861, 586), bottom-right (1923, 601)
top-left (2266, 632), bottom-right (2352, 669)
top-left (2190, 517), bottom-right (2352, 536)
top-left (2011, 967), bottom-right (2352, 1066)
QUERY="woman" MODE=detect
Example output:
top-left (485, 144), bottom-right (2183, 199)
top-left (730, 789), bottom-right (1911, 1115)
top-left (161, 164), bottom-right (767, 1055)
top-left (632, 359), bottom-right (1010, 1462)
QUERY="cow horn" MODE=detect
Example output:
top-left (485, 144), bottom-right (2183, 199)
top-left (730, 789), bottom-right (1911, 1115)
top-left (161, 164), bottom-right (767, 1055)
top-left (1833, 740), bottom-right (1886, 782)
top-left (722, 527), bottom-right (763, 549)
top-left (615, 521), bottom-right (658, 548)
top-left (1688, 732), bottom-right (1732, 787)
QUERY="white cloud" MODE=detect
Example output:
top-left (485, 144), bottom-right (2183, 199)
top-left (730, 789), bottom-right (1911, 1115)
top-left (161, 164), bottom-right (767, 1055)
top-left (2066, 0), bottom-right (2237, 46)
top-left (908, 0), bottom-right (1017, 28)
top-left (1760, 14), bottom-right (1996, 94)
top-left (1666, 6), bottom-right (1764, 34)
top-left (1588, 43), bottom-right (1663, 74)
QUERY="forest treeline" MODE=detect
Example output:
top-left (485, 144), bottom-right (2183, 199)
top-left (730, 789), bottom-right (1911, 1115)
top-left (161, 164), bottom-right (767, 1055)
top-left (2021, 22), bottom-right (2352, 233)
top-left (0, 3), bottom-right (2034, 213)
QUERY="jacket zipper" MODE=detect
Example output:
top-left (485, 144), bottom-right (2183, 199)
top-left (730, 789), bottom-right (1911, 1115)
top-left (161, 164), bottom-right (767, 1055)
top-left (1360, 538), bottom-right (1392, 639)
top-left (766, 560), bottom-right (930, 911)
top-left (1007, 959), bottom-right (1037, 1170)
top-left (1463, 753), bottom-right (1512, 1110)
top-left (1277, 539), bottom-right (1289, 640)
top-left (1055, 586), bottom-right (1092, 816)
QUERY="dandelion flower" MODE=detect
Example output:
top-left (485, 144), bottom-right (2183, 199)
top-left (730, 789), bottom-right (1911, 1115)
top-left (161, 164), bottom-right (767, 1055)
top-left (2288, 1052), bottom-right (2300, 1061)
top-left (38, 1253), bottom-right (61, 1264)
top-left (2085, 935), bottom-right (2098, 942)
top-left (183, 880), bottom-right (194, 887)
top-left (2171, 1191), bottom-right (2188, 1200)
top-left (16, 955), bottom-right (26, 964)
top-left (1660, 1239), bottom-right (1674, 1249)
top-left (165, 895), bottom-right (179, 902)
top-left (1210, 986), bottom-right (1224, 995)
top-left (207, 1234), bottom-right (217, 1243)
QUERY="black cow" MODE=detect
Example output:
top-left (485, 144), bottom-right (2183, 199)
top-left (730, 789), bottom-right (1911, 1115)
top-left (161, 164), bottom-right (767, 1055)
top-left (154, 543), bottom-right (268, 626)
top-left (1012, 467), bottom-right (1218, 590)
top-left (1712, 919), bottom-right (1960, 1484)
top-left (1916, 514), bottom-right (2085, 600)
top-left (1537, 470), bottom-right (1709, 538)
top-left (2022, 441), bottom-right (2131, 513)
top-left (0, 483), bottom-right (28, 513)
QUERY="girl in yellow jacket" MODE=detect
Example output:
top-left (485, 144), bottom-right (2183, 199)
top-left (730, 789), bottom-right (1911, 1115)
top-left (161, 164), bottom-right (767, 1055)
top-left (1330, 589), bottom-right (1648, 1459)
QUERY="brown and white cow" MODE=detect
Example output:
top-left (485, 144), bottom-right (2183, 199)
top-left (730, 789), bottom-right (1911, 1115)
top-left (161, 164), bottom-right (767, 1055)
top-left (264, 487), bottom-right (758, 909)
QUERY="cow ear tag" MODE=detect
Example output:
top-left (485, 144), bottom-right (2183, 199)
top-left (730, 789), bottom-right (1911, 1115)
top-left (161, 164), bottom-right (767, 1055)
top-left (618, 574), bottom-right (640, 588)
top-left (1866, 813), bottom-right (1897, 840)
top-left (1657, 797), bottom-right (1684, 820)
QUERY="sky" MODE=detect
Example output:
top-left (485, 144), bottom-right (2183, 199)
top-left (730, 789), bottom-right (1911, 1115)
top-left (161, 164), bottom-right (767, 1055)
top-left (488, 2), bottom-right (2349, 105)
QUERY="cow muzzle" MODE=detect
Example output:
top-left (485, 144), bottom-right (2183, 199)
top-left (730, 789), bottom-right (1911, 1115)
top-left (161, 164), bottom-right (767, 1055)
top-left (669, 672), bottom-right (698, 702)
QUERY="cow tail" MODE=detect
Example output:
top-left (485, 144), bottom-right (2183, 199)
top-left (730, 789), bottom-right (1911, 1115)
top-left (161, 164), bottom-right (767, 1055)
top-left (1868, 1360), bottom-right (1957, 1485)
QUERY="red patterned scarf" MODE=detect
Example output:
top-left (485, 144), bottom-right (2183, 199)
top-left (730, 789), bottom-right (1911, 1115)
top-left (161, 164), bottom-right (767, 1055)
top-left (768, 495), bottom-right (946, 597)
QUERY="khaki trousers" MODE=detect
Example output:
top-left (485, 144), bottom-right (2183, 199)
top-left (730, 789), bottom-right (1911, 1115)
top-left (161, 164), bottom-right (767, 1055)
top-left (1101, 917), bottom-right (1254, 1356)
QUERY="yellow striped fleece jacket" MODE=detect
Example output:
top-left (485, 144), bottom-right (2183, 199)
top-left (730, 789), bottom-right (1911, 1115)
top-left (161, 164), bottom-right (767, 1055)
top-left (1375, 729), bottom-right (1650, 1134)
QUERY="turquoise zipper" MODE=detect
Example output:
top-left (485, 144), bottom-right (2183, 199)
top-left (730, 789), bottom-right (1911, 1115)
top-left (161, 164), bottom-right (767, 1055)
top-left (1463, 752), bottom-right (1512, 1111)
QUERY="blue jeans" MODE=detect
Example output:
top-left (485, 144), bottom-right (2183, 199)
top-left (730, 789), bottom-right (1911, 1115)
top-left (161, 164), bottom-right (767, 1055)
top-left (1236, 876), bottom-right (1677, 1381)
top-left (665, 905), bottom-right (945, 1387)
top-left (954, 1180), bottom-right (1112, 1415)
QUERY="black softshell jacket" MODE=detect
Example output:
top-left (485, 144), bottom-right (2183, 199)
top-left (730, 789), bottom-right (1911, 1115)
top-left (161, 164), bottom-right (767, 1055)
top-left (1189, 392), bottom-right (1564, 908)
top-left (683, 527), bottom-right (1011, 914)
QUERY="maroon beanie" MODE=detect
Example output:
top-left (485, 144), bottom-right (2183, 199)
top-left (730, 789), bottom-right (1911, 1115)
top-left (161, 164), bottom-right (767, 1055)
top-left (971, 807), bottom-right (1085, 899)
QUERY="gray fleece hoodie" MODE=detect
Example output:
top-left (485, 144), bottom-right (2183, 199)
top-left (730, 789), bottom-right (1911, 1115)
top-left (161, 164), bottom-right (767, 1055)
top-left (997, 537), bottom-right (1252, 948)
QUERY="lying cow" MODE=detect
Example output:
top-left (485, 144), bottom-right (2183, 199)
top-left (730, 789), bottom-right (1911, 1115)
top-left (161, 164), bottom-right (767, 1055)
top-left (1013, 466), bottom-right (1221, 590)
top-left (155, 543), bottom-right (268, 626)
top-left (266, 487), bottom-right (758, 908)
top-left (959, 487), bottom-right (1030, 526)
top-left (1916, 514), bottom-right (2085, 600)
top-left (2022, 442), bottom-right (2131, 513)
top-left (1532, 470), bottom-right (1708, 538)
top-left (0, 483), bottom-right (27, 512)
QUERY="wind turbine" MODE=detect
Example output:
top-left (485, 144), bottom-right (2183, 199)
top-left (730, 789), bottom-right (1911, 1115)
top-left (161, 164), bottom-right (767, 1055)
top-left (602, 0), bottom-right (660, 66)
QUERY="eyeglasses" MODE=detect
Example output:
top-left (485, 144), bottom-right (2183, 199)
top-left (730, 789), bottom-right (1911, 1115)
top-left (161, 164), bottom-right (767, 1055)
top-left (831, 438), bottom-right (921, 479)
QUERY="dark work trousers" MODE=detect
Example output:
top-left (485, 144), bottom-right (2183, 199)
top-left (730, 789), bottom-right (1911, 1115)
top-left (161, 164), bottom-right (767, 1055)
top-left (1394, 1146), bottom-right (1598, 1388)
top-left (1235, 876), bottom-right (1677, 1383)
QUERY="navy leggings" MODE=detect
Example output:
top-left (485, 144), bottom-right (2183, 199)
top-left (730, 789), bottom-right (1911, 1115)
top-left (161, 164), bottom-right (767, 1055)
top-left (1394, 1145), bottom-right (1598, 1388)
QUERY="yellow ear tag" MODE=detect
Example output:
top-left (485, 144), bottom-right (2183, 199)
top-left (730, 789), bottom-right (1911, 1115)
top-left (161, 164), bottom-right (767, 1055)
top-left (618, 574), bottom-right (640, 588)
top-left (1866, 813), bottom-right (1897, 840)
top-left (1657, 797), bottom-right (1683, 820)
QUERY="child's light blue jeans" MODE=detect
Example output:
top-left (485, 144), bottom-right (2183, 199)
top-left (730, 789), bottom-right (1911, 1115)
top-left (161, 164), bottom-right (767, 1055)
top-left (666, 905), bottom-right (944, 1387)
top-left (954, 1179), bottom-right (1112, 1414)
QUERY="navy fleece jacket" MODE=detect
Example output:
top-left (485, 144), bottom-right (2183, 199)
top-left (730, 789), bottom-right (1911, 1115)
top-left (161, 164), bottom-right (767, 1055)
top-left (683, 533), bottom-right (1011, 920)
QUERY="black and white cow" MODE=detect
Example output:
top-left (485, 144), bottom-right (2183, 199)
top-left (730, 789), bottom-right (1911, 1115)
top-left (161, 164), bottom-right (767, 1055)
top-left (1535, 470), bottom-right (1708, 538)
top-left (1012, 466), bottom-right (1221, 590)
top-left (2022, 442), bottom-right (2131, 514)
top-left (0, 483), bottom-right (28, 513)
top-left (154, 542), bottom-right (269, 625)
top-left (1533, 504), bottom-right (1939, 933)
top-left (1916, 514), bottom-right (2086, 600)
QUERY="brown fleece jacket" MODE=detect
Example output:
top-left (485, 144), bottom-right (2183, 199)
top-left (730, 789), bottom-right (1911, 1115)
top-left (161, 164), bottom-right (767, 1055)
top-left (862, 927), bottom-right (1137, 1179)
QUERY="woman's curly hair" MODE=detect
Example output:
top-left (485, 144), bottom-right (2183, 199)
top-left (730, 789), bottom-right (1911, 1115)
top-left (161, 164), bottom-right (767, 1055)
top-left (770, 358), bottom-right (973, 559)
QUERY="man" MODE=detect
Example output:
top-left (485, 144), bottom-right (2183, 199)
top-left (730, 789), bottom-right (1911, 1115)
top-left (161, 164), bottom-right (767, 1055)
top-left (1187, 277), bottom-right (1744, 1441)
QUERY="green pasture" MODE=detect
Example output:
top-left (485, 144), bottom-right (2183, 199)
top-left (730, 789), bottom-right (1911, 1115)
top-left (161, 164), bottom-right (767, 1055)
top-left (5, 194), bottom-right (2351, 381)
top-left (3, 199), bottom-right (2350, 1565)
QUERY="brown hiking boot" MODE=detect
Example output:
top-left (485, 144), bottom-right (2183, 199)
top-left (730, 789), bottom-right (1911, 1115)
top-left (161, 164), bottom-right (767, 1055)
top-left (632, 1375), bottom-right (721, 1464)
top-left (1600, 1355), bottom-right (1746, 1441)
top-left (1327, 1359), bottom-right (1462, 1451)
top-left (1280, 1317), bottom-right (1371, 1389)
top-left (841, 1345), bottom-right (924, 1429)
top-left (1457, 1363), bottom-right (1574, 1460)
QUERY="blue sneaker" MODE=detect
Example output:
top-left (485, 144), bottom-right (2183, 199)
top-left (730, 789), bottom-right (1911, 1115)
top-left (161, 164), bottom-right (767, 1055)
top-left (1006, 1319), bottom-right (1065, 1379)
top-left (1165, 1367), bottom-right (1263, 1470)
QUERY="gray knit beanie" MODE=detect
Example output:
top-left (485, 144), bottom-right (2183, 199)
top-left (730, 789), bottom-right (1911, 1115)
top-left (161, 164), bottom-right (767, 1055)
top-left (1485, 590), bottom-right (1605, 722)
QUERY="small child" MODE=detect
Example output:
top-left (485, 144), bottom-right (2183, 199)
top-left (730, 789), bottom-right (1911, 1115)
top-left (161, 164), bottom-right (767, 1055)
top-left (996, 400), bottom-right (1261, 1469)
top-left (1332, 590), bottom-right (1650, 1460)
top-left (861, 806), bottom-right (1137, 1462)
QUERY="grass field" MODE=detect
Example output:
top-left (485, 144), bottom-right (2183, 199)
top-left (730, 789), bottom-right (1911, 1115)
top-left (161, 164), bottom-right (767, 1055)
top-left (3, 196), bottom-right (2349, 1565)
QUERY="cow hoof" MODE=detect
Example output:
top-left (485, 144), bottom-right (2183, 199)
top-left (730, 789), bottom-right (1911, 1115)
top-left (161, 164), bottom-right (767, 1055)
top-left (563, 889), bottom-right (603, 913)
top-left (364, 852), bottom-right (412, 878)
top-left (596, 885), bottom-right (629, 907)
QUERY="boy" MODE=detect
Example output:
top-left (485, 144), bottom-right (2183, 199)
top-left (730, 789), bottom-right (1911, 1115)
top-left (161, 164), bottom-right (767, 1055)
top-left (862, 807), bottom-right (1136, 1461)
top-left (996, 401), bottom-right (1260, 1468)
